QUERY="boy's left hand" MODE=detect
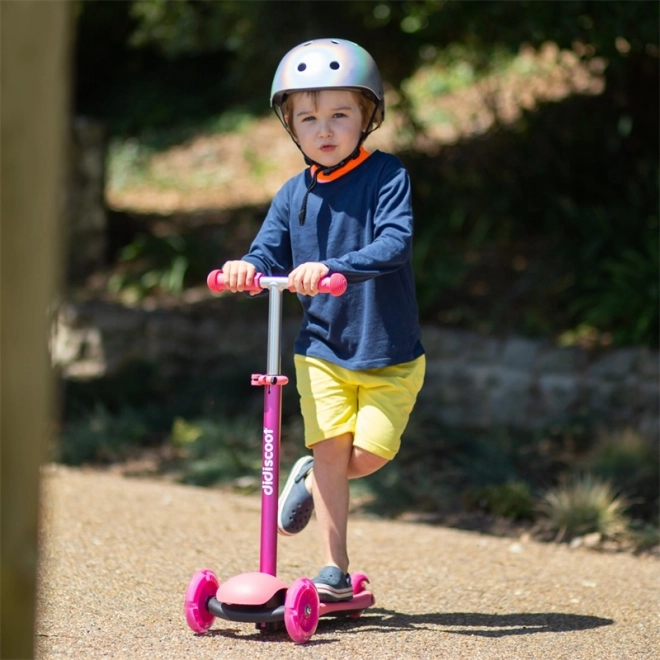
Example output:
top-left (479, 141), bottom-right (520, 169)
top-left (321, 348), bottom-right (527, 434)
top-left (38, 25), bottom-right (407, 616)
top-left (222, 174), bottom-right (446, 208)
top-left (288, 262), bottom-right (330, 296)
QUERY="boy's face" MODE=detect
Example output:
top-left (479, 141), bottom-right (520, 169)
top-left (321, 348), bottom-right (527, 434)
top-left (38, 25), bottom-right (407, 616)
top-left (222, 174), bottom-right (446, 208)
top-left (290, 90), bottom-right (365, 168)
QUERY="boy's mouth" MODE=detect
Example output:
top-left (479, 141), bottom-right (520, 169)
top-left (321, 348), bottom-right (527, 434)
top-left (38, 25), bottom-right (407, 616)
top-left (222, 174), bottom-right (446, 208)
top-left (319, 144), bottom-right (336, 152)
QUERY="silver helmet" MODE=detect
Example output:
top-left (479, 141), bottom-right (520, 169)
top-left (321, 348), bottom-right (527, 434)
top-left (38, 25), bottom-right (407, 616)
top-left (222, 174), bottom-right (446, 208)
top-left (270, 38), bottom-right (384, 120)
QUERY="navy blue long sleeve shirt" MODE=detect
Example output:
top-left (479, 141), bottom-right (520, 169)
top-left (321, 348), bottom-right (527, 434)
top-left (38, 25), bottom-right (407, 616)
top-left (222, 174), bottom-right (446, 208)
top-left (242, 150), bottom-right (424, 370)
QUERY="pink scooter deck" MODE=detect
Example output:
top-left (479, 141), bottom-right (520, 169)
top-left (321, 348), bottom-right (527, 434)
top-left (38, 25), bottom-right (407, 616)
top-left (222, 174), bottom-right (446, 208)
top-left (214, 570), bottom-right (375, 615)
top-left (319, 590), bottom-right (376, 616)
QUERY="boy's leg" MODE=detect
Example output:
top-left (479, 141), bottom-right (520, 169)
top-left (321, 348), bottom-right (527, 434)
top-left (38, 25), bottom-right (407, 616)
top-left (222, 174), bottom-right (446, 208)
top-left (309, 432), bottom-right (353, 572)
top-left (308, 435), bottom-right (389, 572)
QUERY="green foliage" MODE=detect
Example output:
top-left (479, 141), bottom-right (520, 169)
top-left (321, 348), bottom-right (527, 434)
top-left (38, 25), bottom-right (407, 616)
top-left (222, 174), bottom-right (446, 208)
top-left (359, 423), bottom-right (557, 518)
top-left (107, 139), bottom-right (154, 190)
top-left (74, 1), bottom-right (241, 135)
top-left (626, 520), bottom-right (660, 552)
top-left (107, 231), bottom-right (219, 302)
top-left (466, 482), bottom-right (536, 521)
top-left (63, 362), bottom-right (160, 417)
top-left (579, 428), bottom-right (659, 519)
top-left (77, 0), bottom-right (658, 135)
top-left (538, 473), bottom-right (631, 541)
top-left (78, 0), bottom-right (659, 345)
top-left (411, 226), bottom-right (470, 313)
top-left (61, 361), bottom-right (262, 447)
top-left (125, 1), bottom-right (658, 82)
top-left (172, 415), bottom-right (262, 487)
top-left (58, 405), bottom-right (149, 465)
top-left (128, 0), bottom-right (255, 59)
top-left (405, 78), bottom-right (659, 346)
top-left (582, 429), bottom-right (658, 486)
top-left (571, 243), bottom-right (659, 346)
top-left (109, 234), bottom-right (187, 298)
top-left (403, 45), bottom-right (480, 99)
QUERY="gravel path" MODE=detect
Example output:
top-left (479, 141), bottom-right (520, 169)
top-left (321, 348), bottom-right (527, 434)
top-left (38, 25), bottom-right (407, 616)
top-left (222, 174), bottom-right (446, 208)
top-left (36, 466), bottom-right (658, 659)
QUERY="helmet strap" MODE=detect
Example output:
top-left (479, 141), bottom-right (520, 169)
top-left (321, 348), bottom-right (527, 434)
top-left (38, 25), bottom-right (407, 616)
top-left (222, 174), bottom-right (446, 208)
top-left (298, 167), bottom-right (320, 225)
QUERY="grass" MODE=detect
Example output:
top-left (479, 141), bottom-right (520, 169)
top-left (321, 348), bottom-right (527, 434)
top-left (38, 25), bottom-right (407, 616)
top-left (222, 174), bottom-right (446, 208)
top-left (581, 428), bottom-right (658, 490)
top-left (537, 473), bottom-right (631, 542)
top-left (171, 415), bottom-right (263, 487)
top-left (57, 404), bottom-right (149, 465)
top-left (465, 481), bottom-right (536, 521)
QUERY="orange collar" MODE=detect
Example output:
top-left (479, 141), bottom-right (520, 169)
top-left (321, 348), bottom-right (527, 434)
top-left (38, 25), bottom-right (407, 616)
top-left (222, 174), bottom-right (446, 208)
top-left (310, 147), bottom-right (371, 183)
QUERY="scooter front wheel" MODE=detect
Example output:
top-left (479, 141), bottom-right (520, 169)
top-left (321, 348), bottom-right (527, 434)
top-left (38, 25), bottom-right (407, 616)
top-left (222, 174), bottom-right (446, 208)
top-left (284, 578), bottom-right (319, 644)
top-left (184, 569), bottom-right (219, 633)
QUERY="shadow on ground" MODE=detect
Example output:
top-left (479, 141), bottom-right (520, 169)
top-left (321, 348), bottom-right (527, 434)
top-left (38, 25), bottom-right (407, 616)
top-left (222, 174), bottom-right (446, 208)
top-left (198, 608), bottom-right (613, 643)
top-left (316, 608), bottom-right (614, 638)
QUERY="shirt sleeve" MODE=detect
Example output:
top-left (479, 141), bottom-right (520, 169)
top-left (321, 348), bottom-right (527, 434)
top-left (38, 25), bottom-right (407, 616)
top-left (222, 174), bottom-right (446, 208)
top-left (320, 164), bottom-right (413, 283)
top-left (241, 186), bottom-right (293, 275)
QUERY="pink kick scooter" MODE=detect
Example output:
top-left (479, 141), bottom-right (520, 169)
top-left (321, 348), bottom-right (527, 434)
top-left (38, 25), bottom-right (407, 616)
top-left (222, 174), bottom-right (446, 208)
top-left (184, 270), bottom-right (375, 644)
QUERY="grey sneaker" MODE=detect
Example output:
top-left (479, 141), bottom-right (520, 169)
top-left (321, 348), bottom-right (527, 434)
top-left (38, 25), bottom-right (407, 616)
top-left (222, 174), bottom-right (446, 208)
top-left (312, 566), bottom-right (353, 602)
top-left (277, 456), bottom-right (314, 536)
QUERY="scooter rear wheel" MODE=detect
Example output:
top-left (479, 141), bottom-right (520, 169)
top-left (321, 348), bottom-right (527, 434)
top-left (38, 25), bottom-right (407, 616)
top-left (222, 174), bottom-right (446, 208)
top-left (184, 569), bottom-right (219, 633)
top-left (284, 578), bottom-right (319, 644)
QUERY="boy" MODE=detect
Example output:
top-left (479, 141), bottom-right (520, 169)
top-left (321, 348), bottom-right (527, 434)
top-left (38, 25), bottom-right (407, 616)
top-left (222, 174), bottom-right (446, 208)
top-left (221, 38), bottom-right (425, 602)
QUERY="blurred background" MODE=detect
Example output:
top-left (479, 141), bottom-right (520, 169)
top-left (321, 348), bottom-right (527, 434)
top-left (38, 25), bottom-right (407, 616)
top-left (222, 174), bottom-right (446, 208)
top-left (56, 1), bottom-right (658, 549)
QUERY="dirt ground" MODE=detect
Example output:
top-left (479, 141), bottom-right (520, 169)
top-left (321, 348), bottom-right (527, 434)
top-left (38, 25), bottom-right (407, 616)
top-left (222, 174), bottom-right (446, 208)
top-left (36, 466), bottom-right (658, 659)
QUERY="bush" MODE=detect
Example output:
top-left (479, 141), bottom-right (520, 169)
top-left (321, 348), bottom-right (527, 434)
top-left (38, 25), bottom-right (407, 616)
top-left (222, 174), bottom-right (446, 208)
top-left (172, 415), bottom-right (262, 487)
top-left (538, 473), bottom-right (630, 541)
top-left (58, 405), bottom-right (148, 465)
top-left (466, 481), bottom-right (536, 521)
top-left (580, 428), bottom-right (659, 520)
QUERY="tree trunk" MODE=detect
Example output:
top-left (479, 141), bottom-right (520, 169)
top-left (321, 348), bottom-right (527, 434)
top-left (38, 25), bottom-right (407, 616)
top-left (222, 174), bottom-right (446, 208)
top-left (0, 2), bottom-right (73, 657)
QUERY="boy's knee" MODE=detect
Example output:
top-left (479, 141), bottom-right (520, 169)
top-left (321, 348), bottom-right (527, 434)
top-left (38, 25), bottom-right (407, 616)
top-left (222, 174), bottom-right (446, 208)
top-left (312, 433), bottom-right (354, 464)
top-left (349, 447), bottom-right (389, 479)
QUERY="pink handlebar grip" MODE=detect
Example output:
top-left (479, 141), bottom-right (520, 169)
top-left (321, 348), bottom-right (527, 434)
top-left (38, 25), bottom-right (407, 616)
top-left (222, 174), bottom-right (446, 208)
top-left (206, 269), bottom-right (262, 293)
top-left (206, 270), bottom-right (223, 292)
top-left (318, 273), bottom-right (348, 296)
top-left (206, 270), bottom-right (347, 296)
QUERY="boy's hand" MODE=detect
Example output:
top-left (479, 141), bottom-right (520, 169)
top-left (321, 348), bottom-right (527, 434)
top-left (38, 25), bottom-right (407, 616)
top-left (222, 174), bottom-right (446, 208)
top-left (288, 262), bottom-right (330, 296)
top-left (221, 260), bottom-right (258, 294)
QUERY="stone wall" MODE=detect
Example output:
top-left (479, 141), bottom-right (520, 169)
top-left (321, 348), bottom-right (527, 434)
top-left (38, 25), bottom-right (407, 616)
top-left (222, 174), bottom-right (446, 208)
top-left (52, 300), bottom-right (659, 440)
top-left (65, 118), bottom-right (107, 283)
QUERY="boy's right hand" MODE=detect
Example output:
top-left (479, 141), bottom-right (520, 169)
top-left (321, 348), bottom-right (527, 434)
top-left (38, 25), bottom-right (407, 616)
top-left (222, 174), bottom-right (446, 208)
top-left (221, 260), bottom-right (258, 294)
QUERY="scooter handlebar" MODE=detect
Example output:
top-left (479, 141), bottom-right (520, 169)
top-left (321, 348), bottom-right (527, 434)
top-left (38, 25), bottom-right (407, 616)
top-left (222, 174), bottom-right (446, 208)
top-left (207, 270), bottom-right (348, 297)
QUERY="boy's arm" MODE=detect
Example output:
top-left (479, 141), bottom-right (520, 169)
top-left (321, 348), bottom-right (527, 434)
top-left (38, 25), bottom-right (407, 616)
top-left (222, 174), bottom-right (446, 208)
top-left (240, 191), bottom-right (293, 275)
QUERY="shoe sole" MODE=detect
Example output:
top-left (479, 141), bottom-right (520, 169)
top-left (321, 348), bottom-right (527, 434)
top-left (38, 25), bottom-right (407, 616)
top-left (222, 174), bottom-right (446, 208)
top-left (277, 456), bottom-right (314, 536)
top-left (314, 584), bottom-right (354, 602)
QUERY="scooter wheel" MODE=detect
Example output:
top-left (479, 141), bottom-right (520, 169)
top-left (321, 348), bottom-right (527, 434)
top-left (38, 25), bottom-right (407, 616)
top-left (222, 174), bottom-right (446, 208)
top-left (184, 569), bottom-right (219, 633)
top-left (284, 578), bottom-right (319, 644)
top-left (348, 572), bottom-right (370, 619)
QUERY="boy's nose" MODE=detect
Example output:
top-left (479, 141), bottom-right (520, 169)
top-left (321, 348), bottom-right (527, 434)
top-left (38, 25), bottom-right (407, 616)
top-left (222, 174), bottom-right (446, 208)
top-left (317, 120), bottom-right (332, 137)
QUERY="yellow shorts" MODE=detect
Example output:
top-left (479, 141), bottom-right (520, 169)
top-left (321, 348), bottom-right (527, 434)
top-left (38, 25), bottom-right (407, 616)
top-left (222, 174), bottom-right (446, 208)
top-left (293, 354), bottom-right (426, 461)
